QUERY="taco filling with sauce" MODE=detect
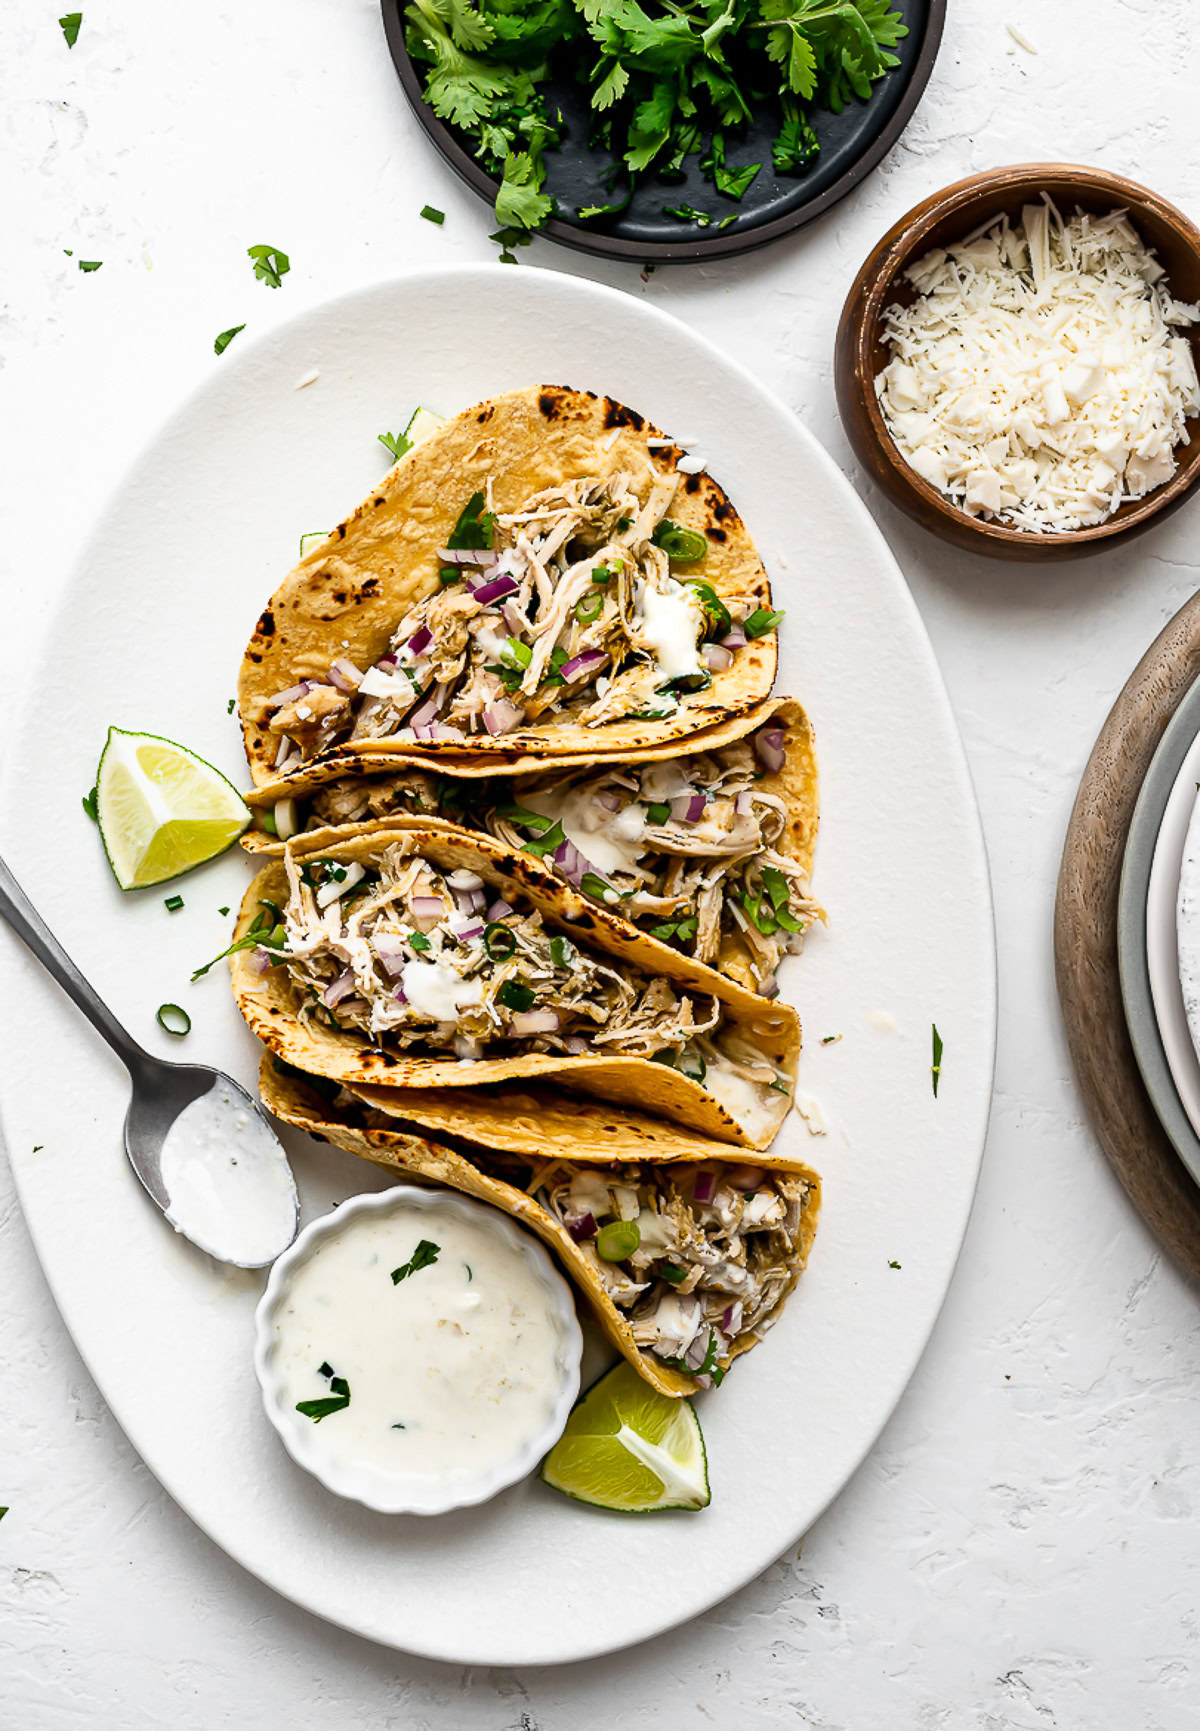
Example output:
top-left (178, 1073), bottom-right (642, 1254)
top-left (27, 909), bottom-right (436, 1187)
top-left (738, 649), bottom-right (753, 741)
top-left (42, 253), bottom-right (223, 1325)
top-left (263, 843), bottom-right (792, 1141)
top-left (295, 720), bottom-right (820, 993)
top-left (263, 473), bottom-right (782, 770)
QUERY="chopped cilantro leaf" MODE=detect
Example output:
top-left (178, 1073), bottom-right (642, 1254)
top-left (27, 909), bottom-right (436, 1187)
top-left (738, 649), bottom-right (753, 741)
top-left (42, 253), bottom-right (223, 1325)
top-left (59, 12), bottom-right (81, 47)
top-left (214, 325), bottom-right (245, 356)
top-left (498, 979), bottom-right (535, 1012)
top-left (248, 244), bottom-right (289, 289)
top-left (932, 1023), bottom-right (943, 1097)
top-left (81, 784), bottom-right (99, 822)
top-left (78, 259), bottom-right (102, 272)
top-left (888, 1259), bottom-right (901, 1269)
top-left (391, 1240), bottom-right (440, 1283)
top-left (379, 428), bottom-right (413, 462)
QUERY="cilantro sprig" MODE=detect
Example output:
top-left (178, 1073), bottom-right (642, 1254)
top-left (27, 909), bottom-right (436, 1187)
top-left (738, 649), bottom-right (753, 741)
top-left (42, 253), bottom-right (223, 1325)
top-left (402, 0), bottom-right (906, 246)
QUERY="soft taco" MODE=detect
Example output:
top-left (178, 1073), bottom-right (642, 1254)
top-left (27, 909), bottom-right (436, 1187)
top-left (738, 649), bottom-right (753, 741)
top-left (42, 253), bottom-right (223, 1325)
top-left (262, 1059), bottom-right (821, 1398)
top-left (229, 826), bottom-right (801, 1148)
top-left (239, 385), bottom-right (782, 796)
top-left (243, 698), bottom-right (822, 995)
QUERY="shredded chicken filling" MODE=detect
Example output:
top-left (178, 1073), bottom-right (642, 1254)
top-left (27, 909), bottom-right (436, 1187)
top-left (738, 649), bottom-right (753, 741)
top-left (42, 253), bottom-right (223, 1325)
top-left (262, 471), bottom-right (771, 767)
top-left (297, 732), bottom-right (822, 989)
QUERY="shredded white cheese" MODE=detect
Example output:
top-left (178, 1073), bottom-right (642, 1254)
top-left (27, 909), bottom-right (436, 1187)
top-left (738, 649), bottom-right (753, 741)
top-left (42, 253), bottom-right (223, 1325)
top-left (875, 199), bottom-right (1200, 531)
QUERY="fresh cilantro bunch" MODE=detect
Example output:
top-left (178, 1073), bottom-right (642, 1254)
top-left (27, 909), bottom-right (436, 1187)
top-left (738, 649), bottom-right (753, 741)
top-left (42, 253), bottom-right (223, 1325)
top-left (405, 0), bottom-right (907, 245)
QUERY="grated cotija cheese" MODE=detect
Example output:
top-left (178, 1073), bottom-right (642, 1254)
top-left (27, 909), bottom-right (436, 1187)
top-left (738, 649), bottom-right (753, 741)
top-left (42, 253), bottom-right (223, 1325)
top-left (875, 199), bottom-right (1200, 531)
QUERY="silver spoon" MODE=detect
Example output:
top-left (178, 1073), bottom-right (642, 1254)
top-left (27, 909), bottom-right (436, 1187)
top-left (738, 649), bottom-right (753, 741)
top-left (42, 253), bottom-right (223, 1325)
top-left (0, 855), bottom-right (299, 1268)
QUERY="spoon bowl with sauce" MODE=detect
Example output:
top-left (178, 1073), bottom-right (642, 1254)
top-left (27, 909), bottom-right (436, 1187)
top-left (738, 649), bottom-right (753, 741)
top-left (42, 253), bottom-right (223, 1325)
top-left (0, 855), bottom-right (299, 1268)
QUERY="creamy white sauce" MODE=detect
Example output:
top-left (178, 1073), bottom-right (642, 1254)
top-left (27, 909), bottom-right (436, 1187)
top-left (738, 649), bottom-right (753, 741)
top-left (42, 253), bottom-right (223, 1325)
top-left (274, 1206), bottom-right (570, 1480)
top-left (401, 956), bottom-right (483, 1021)
top-left (637, 578), bottom-right (704, 682)
top-left (159, 1082), bottom-right (297, 1265)
top-left (524, 784), bottom-right (647, 877)
top-left (703, 1060), bottom-right (789, 1142)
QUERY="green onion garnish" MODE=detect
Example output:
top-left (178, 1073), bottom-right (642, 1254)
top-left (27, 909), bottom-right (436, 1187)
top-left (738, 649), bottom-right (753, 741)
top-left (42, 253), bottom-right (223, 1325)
top-left (574, 591), bottom-right (604, 623)
top-left (296, 1367), bottom-right (351, 1421)
top-left (652, 520), bottom-right (708, 561)
top-left (644, 801), bottom-right (670, 825)
top-left (659, 1261), bottom-right (687, 1285)
top-left (591, 565), bottom-right (613, 584)
top-left (931, 1024), bottom-right (943, 1097)
top-left (420, 205), bottom-right (445, 225)
top-left (549, 935), bottom-right (574, 970)
top-left (439, 566), bottom-right (461, 586)
top-left (743, 607), bottom-right (785, 639)
top-left (596, 1219), bottom-right (640, 1261)
top-left (156, 1003), bottom-right (191, 1037)
top-left (484, 923), bottom-right (516, 961)
top-left (579, 872), bottom-right (616, 902)
top-left (501, 637), bottom-right (532, 670)
top-left (164, 895), bottom-right (184, 912)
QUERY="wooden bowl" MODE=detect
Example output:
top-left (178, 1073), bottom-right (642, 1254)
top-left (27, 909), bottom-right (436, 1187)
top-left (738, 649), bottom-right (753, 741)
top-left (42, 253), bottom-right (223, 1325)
top-left (834, 164), bottom-right (1200, 561)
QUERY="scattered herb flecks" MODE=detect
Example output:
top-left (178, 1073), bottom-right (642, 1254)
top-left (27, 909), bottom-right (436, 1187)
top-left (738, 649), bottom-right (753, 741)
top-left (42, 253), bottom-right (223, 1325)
top-left (247, 244), bottom-right (289, 290)
top-left (59, 12), bottom-right (81, 46)
top-left (391, 1238), bottom-right (440, 1284)
top-left (420, 204), bottom-right (446, 224)
top-left (931, 1023), bottom-right (943, 1097)
top-left (214, 325), bottom-right (245, 356)
top-left (0, 1506), bottom-right (7, 1521)
top-left (78, 259), bottom-right (102, 272)
top-left (821, 1034), bottom-right (841, 1045)
top-left (81, 784), bottom-right (99, 822)
top-left (888, 1259), bottom-right (901, 1270)
top-left (218, 905), bottom-right (230, 917)
top-left (296, 1363), bottom-right (351, 1422)
top-left (164, 895), bottom-right (184, 912)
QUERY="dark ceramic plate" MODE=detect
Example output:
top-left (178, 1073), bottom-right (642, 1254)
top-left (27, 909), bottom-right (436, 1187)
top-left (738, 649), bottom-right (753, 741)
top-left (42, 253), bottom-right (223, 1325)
top-left (381, 0), bottom-right (945, 263)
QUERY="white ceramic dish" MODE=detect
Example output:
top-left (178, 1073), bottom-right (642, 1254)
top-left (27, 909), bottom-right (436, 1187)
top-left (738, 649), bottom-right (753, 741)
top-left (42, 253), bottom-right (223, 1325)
top-left (0, 265), bottom-right (995, 1664)
top-left (255, 1185), bottom-right (582, 1515)
top-left (1147, 731), bottom-right (1200, 1145)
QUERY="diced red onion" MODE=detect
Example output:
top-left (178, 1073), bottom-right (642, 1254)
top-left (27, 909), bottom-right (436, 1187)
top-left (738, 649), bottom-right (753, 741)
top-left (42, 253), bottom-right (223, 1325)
top-left (410, 693), bottom-right (441, 730)
top-left (704, 644), bottom-right (733, 673)
top-left (566, 1211), bottom-right (596, 1242)
top-left (471, 574), bottom-right (518, 605)
top-left (372, 934), bottom-right (408, 977)
top-left (560, 648), bottom-right (608, 683)
top-left (721, 629), bottom-right (748, 651)
top-left (432, 722), bottom-right (467, 741)
top-left (693, 1171), bottom-right (716, 1203)
top-left (273, 734), bottom-right (296, 769)
top-left (376, 654), bottom-right (398, 672)
top-left (483, 699), bottom-right (522, 736)
top-left (392, 984), bottom-right (408, 1004)
top-left (250, 948), bottom-right (273, 975)
top-left (597, 792), bottom-right (622, 812)
top-left (722, 1303), bottom-right (744, 1335)
top-left (407, 625), bottom-right (433, 657)
top-left (564, 1036), bottom-right (587, 1055)
top-left (757, 974), bottom-right (780, 999)
top-left (487, 898), bottom-right (513, 921)
top-left (453, 920), bottom-right (484, 942)
top-left (437, 547), bottom-right (498, 568)
top-left (728, 1166), bottom-right (765, 1192)
top-left (502, 602), bottom-right (525, 635)
top-left (669, 793), bottom-right (707, 824)
top-left (322, 969), bottom-right (357, 1008)
top-left (410, 896), bottom-right (445, 919)
top-left (265, 681), bottom-right (310, 710)
top-left (755, 726), bottom-right (785, 774)
top-left (326, 658), bottom-right (364, 692)
top-left (552, 840), bottom-right (602, 891)
top-left (685, 1328), bottom-right (720, 1371)
top-left (448, 870), bottom-right (483, 890)
top-left (735, 790), bottom-right (754, 815)
top-left (411, 723), bottom-right (439, 741)
top-left (510, 1008), bottom-right (561, 1035)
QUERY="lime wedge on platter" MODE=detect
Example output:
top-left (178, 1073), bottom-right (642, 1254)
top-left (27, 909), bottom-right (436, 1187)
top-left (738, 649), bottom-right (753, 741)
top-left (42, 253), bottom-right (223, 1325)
top-left (95, 727), bottom-right (250, 889)
top-left (541, 1360), bottom-right (711, 1513)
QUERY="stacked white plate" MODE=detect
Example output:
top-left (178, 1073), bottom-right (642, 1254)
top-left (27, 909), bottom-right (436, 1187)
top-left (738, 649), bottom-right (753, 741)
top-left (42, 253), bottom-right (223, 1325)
top-left (1119, 677), bottom-right (1200, 1185)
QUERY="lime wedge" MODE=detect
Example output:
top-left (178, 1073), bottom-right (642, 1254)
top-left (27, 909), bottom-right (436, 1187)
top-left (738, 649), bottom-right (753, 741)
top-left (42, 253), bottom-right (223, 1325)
top-left (403, 405), bottom-right (446, 446)
top-left (96, 728), bottom-right (250, 889)
top-left (540, 1360), bottom-right (710, 1513)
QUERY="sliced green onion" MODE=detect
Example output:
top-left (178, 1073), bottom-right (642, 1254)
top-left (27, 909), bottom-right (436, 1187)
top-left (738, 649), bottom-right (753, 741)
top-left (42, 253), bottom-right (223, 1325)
top-left (164, 895), bottom-right (184, 912)
top-left (644, 801), bottom-right (670, 825)
top-left (591, 565), bottom-right (613, 584)
top-left (574, 591), bottom-right (604, 623)
top-left (743, 607), bottom-right (785, 639)
top-left (439, 566), bottom-right (462, 586)
top-left (494, 800), bottom-right (553, 835)
top-left (659, 1261), bottom-right (687, 1285)
top-left (596, 1219), bottom-right (640, 1261)
top-left (156, 1003), bottom-right (191, 1037)
top-left (484, 923), bottom-right (516, 961)
top-left (549, 935), bottom-right (574, 969)
top-left (580, 872), bottom-right (618, 902)
top-left (420, 205), bottom-right (445, 225)
top-left (501, 637), bottom-right (532, 670)
top-left (652, 520), bottom-right (708, 561)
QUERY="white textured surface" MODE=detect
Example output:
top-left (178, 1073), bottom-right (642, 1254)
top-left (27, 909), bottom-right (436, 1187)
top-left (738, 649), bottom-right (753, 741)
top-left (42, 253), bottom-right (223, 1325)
top-left (2, 0), bottom-right (1198, 1724)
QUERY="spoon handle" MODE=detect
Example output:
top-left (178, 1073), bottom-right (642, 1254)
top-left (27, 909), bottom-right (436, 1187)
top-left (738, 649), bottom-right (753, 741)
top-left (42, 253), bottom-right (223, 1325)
top-left (0, 854), bottom-right (150, 1076)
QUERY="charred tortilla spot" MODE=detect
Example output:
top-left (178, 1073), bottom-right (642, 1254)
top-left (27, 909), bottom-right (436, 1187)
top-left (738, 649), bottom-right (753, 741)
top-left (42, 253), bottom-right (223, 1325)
top-left (538, 390), bottom-right (572, 421)
top-left (360, 578), bottom-right (381, 598)
top-left (712, 498), bottom-right (736, 523)
top-left (477, 406), bottom-right (495, 424)
top-left (248, 651), bottom-right (262, 664)
top-left (257, 609), bottom-right (276, 637)
top-left (707, 527), bottom-right (727, 543)
top-left (602, 400), bottom-right (645, 432)
top-left (684, 473), bottom-right (702, 494)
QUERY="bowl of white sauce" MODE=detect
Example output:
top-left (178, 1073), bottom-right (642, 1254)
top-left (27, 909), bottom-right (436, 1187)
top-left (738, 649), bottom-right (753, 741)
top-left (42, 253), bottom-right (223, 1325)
top-left (254, 1185), bottom-right (583, 1514)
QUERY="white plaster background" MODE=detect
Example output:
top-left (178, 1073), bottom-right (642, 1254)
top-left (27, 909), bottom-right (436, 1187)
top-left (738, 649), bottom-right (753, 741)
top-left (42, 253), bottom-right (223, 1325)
top-left (2, 1), bottom-right (1199, 1724)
